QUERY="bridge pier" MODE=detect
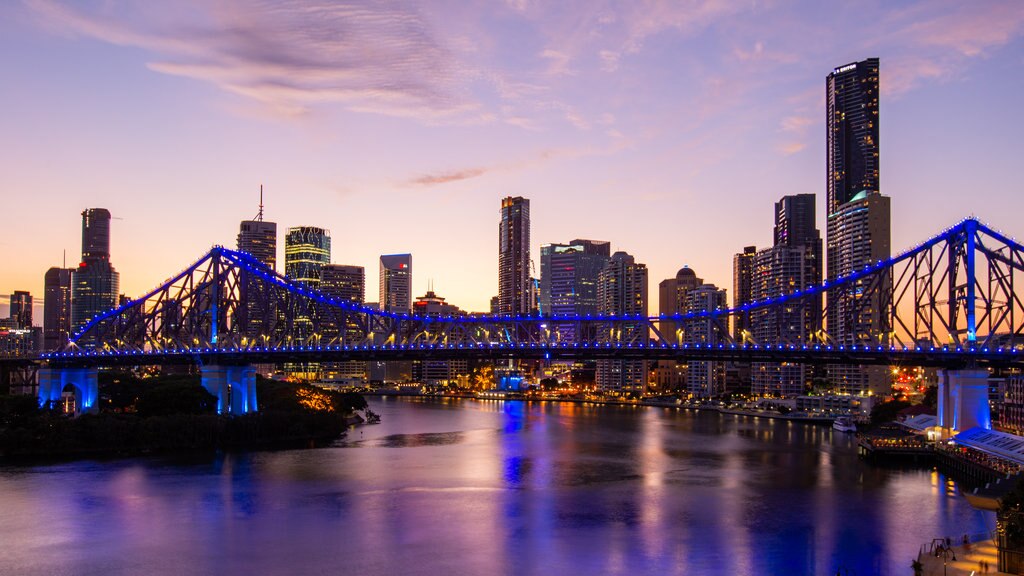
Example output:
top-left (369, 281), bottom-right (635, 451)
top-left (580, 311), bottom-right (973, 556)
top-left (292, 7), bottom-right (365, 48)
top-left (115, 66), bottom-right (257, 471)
top-left (37, 367), bottom-right (99, 414)
top-left (201, 365), bottom-right (258, 415)
top-left (937, 369), bottom-right (991, 434)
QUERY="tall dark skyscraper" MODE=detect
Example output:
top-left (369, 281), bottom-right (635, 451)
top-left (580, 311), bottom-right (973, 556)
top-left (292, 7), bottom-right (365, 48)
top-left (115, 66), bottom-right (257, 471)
top-left (43, 267), bottom-right (73, 351)
top-left (71, 208), bottom-right (120, 346)
top-left (827, 58), bottom-right (880, 214)
top-left (732, 246), bottom-right (756, 342)
top-left (825, 58), bottom-right (891, 396)
top-left (9, 291), bottom-right (32, 329)
top-left (540, 239), bottom-right (610, 340)
top-left (238, 191), bottom-right (277, 271)
top-left (748, 194), bottom-right (823, 397)
top-left (498, 196), bottom-right (530, 316)
top-left (285, 227), bottom-right (331, 288)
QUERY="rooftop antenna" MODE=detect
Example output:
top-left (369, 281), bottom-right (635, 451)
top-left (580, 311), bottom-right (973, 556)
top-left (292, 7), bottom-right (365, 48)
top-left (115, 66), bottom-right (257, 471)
top-left (255, 184), bottom-right (265, 222)
top-left (63, 249), bottom-right (66, 269)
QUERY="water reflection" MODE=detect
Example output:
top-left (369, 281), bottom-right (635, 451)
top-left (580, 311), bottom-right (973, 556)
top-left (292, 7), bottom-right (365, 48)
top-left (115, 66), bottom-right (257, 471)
top-left (0, 398), bottom-right (995, 575)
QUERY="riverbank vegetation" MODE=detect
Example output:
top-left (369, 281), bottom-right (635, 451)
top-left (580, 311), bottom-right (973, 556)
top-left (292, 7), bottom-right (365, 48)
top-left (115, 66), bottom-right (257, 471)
top-left (0, 374), bottom-right (368, 460)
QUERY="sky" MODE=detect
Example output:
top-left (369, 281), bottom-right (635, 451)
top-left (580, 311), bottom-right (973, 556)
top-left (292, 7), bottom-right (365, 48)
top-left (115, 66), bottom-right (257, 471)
top-left (1, 0), bottom-right (1023, 322)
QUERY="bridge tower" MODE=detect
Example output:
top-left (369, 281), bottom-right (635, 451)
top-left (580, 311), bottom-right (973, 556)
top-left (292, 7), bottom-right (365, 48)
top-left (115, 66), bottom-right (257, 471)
top-left (37, 367), bottom-right (99, 414)
top-left (201, 365), bottom-right (258, 415)
top-left (937, 369), bottom-right (991, 434)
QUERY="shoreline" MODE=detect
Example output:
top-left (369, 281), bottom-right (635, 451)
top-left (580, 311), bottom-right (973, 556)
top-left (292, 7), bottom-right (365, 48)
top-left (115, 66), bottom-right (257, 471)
top-left (362, 391), bottom-right (838, 426)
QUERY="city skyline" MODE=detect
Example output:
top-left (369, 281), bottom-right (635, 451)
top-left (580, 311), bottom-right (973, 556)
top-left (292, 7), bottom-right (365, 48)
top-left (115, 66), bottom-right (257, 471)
top-left (1, 1), bottom-right (1023, 318)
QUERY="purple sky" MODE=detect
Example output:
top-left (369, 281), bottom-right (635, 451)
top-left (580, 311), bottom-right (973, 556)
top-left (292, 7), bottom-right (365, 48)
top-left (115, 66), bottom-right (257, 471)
top-left (2, 0), bottom-right (1023, 321)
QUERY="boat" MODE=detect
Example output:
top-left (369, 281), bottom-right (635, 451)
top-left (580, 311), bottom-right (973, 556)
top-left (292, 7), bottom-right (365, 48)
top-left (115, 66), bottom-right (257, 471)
top-left (833, 416), bottom-right (857, 433)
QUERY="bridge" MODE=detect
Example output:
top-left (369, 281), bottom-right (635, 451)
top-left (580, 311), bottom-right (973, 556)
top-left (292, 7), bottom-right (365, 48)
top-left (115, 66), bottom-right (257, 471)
top-left (7, 217), bottom-right (1024, 418)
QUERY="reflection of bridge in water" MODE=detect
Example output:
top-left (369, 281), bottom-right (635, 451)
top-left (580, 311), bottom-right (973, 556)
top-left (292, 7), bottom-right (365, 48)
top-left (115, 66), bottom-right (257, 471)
top-left (8, 218), bottom-right (1024, 418)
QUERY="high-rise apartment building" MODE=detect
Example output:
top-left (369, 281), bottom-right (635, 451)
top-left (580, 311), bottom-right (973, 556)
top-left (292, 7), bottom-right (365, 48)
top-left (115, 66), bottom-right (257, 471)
top-left (749, 194), bottom-right (824, 397)
top-left (43, 267), bottom-right (73, 351)
top-left (596, 251), bottom-right (648, 394)
top-left (825, 58), bottom-right (891, 396)
top-left (285, 227), bottom-right (331, 288)
top-left (379, 254), bottom-right (412, 313)
top-left (683, 283), bottom-right (728, 397)
top-left (655, 267), bottom-right (703, 393)
top-left (732, 246), bottom-right (756, 342)
top-left (71, 208), bottom-right (120, 347)
top-left (498, 196), bottom-right (530, 316)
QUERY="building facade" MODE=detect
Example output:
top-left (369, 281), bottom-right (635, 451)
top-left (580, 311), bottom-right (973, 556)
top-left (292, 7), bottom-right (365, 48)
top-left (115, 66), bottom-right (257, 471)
top-left (238, 220), bottom-right (277, 270)
top-left (43, 267), bottom-right (73, 351)
top-left (498, 196), bottom-right (530, 316)
top-left (683, 283), bottom-right (728, 397)
top-left (284, 226), bottom-right (331, 288)
top-left (596, 251), bottom-right (648, 394)
top-left (71, 208), bottom-right (120, 347)
top-left (825, 58), bottom-right (891, 397)
top-left (540, 239), bottom-right (610, 342)
top-left (379, 254), bottom-right (412, 313)
top-left (320, 264), bottom-right (366, 383)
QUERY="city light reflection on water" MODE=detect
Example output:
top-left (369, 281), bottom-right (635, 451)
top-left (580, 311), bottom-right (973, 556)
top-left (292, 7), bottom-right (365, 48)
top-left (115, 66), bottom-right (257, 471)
top-left (0, 398), bottom-right (994, 575)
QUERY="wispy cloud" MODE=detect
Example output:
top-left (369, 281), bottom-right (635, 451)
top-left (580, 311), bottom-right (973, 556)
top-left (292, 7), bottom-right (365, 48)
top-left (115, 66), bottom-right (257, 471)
top-left (407, 167), bottom-right (489, 186)
top-left (26, 0), bottom-right (474, 120)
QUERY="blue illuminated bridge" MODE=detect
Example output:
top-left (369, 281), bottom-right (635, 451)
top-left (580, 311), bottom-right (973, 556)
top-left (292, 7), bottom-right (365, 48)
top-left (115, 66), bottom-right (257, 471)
top-left (7, 217), bottom-right (1024, 414)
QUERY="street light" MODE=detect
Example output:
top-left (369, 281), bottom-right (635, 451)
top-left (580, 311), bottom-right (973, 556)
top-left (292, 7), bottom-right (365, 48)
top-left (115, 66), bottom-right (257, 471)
top-left (939, 545), bottom-right (956, 576)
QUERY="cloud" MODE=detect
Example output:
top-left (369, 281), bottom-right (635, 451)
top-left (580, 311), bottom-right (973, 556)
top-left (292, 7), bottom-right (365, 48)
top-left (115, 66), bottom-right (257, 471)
top-left (26, 0), bottom-right (473, 120)
top-left (780, 115), bottom-right (812, 133)
top-left (778, 142), bottom-right (805, 155)
top-left (407, 167), bottom-right (489, 186)
top-left (879, 1), bottom-right (1024, 96)
top-left (732, 41), bottom-right (797, 64)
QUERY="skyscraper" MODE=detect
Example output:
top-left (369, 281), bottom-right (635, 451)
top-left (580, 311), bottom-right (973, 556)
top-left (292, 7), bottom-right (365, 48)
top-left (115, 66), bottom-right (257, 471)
top-left (237, 188), bottom-right (276, 270)
top-left (379, 254), bottom-right (412, 313)
top-left (540, 239), bottom-right (610, 341)
top-left (71, 208), bottom-right (120, 347)
top-left (498, 196), bottom-right (530, 316)
top-left (825, 58), bottom-right (891, 396)
top-left (9, 291), bottom-right (32, 329)
top-left (748, 194), bottom-right (824, 397)
top-left (683, 283), bottom-right (728, 397)
top-left (596, 251), bottom-right (648, 394)
top-left (827, 58), bottom-right (880, 215)
top-left (43, 267), bottom-right (73, 351)
top-left (285, 227), bottom-right (331, 288)
top-left (732, 246), bottom-right (756, 342)
top-left (320, 265), bottom-right (365, 304)
top-left (320, 264), bottom-right (366, 383)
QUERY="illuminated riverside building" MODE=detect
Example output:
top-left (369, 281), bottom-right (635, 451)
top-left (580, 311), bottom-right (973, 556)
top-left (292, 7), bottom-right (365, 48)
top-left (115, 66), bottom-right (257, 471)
top-left (379, 254), bottom-right (412, 313)
top-left (320, 264), bottom-right (366, 383)
top-left (825, 58), bottom-right (891, 396)
top-left (596, 251), bottom-right (648, 394)
top-left (377, 254), bottom-right (412, 383)
top-left (9, 291), bottom-right (32, 329)
top-left (732, 247), bottom-right (756, 342)
top-left (285, 227), bottom-right (331, 288)
top-left (744, 194), bottom-right (823, 397)
top-left (412, 290), bottom-right (468, 386)
top-left (238, 221), bottom-right (277, 270)
top-left (71, 209), bottom-right (120, 348)
top-left (657, 267), bottom-right (703, 393)
top-left (43, 268), bottom-right (73, 351)
top-left (683, 283), bottom-right (728, 397)
top-left (498, 196), bottom-right (530, 316)
top-left (540, 239), bottom-right (610, 341)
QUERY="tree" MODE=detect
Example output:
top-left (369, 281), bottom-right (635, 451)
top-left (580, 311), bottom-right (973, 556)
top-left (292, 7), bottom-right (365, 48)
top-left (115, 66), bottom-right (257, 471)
top-left (869, 399), bottom-right (913, 426)
top-left (922, 385), bottom-right (938, 408)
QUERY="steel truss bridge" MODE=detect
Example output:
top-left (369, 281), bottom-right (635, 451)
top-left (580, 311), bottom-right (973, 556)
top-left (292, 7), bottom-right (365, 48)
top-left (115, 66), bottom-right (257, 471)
top-left (24, 217), bottom-right (1024, 370)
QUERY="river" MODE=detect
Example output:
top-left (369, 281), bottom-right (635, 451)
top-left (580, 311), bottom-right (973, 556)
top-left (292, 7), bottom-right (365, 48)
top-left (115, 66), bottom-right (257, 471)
top-left (0, 397), bottom-right (994, 575)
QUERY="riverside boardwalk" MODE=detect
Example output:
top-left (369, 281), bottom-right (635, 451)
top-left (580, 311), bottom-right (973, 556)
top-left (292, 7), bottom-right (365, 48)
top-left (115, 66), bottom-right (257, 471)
top-left (918, 535), bottom-right (1003, 575)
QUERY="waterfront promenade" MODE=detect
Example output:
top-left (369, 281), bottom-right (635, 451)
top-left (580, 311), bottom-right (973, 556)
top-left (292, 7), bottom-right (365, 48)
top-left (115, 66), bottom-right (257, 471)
top-left (918, 536), bottom-right (1003, 575)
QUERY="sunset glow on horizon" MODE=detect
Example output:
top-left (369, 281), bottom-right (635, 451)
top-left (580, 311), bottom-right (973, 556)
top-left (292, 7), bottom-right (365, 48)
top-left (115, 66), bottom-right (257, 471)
top-left (2, 0), bottom-right (1023, 318)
